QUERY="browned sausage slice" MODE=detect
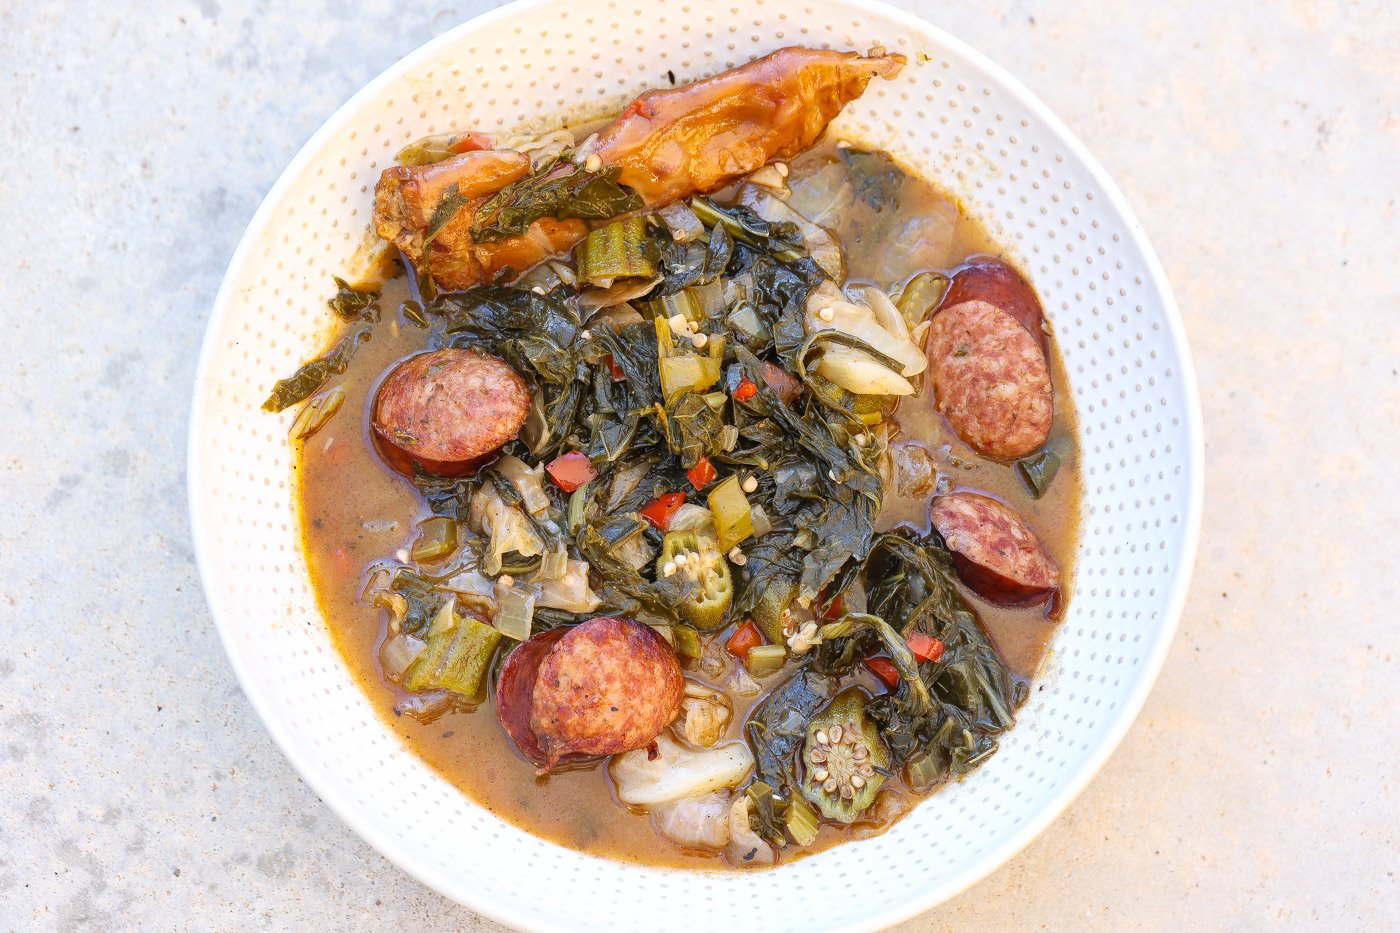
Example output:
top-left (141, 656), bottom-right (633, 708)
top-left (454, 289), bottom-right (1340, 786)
top-left (496, 618), bottom-right (684, 771)
top-left (372, 348), bottom-right (531, 476)
top-left (931, 492), bottom-right (1060, 606)
top-left (926, 300), bottom-right (1053, 461)
top-left (943, 256), bottom-right (1045, 345)
top-left (530, 617), bottom-right (683, 770)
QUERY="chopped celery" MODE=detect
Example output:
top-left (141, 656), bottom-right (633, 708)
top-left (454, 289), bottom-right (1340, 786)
top-left (577, 216), bottom-right (653, 286)
top-left (403, 605), bottom-right (503, 704)
top-left (566, 481), bottom-right (592, 534)
top-left (410, 516), bottom-right (458, 562)
top-left (727, 304), bottom-right (763, 342)
top-left (670, 624), bottom-right (702, 659)
top-left (744, 644), bottom-right (787, 677)
top-left (493, 584), bottom-right (536, 642)
top-left (645, 288), bottom-right (704, 325)
top-left (903, 748), bottom-right (946, 793)
top-left (707, 475), bottom-right (754, 552)
top-left (660, 355), bottom-right (721, 404)
top-left (785, 792), bottom-right (821, 847)
top-left (288, 385), bottom-right (345, 440)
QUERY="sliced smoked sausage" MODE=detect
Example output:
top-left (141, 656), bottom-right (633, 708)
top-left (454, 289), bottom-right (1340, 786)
top-left (931, 491), bottom-right (1060, 606)
top-left (496, 617), bottom-right (684, 771)
top-left (926, 300), bottom-right (1053, 461)
top-left (943, 256), bottom-right (1045, 344)
top-left (372, 348), bottom-right (531, 477)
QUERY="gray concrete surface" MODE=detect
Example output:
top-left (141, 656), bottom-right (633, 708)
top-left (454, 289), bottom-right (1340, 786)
top-left (2, 0), bottom-right (1397, 929)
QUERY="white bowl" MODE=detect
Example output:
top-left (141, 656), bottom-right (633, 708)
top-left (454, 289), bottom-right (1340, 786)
top-left (188, 1), bottom-right (1203, 928)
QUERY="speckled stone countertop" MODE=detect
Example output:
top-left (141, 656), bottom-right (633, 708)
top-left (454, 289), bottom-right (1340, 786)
top-left (2, 1), bottom-right (1396, 929)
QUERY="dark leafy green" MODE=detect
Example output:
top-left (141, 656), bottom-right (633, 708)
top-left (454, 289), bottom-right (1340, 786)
top-left (472, 154), bottom-right (642, 243)
top-left (1016, 447), bottom-right (1062, 499)
top-left (575, 514), bottom-right (695, 625)
top-left (742, 671), bottom-right (832, 844)
top-left (665, 392), bottom-right (726, 469)
top-left (328, 276), bottom-right (380, 323)
top-left (261, 326), bottom-right (369, 413)
top-left (829, 531), bottom-right (1017, 776)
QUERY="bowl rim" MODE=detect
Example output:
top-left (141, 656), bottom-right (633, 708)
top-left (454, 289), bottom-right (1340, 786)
top-left (187, 1), bottom-right (1204, 927)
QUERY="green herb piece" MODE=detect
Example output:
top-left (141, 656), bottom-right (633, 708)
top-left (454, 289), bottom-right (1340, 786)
top-left (424, 184), bottom-right (469, 248)
top-left (690, 197), bottom-right (805, 262)
top-left (1016, 448), bottom-right (1062, 499)
top-left (262, 326), bottom-right (369, 413)
top-left (327, 276), bottom-right (381, 323)
top-left (575, 516), bottom-right (697, 627)
top-left (472, 153), bottom-right (642, 243)
top-left (744, 780), bottom-right (789, 848)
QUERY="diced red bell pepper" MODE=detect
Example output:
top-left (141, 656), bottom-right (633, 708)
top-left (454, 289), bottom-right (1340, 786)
top-left (761, 362), bottom-right (803, 404)
top-left (640, 491), bottom-right (687, 531)
top-left (606, 354), bottom-right (626, 381)
top-left (907, 633), bottom-right (946, 663)
top-left (818, 590), bottom-right (846, 621)
top-left (862, 655), bottom-right (901, 690)
top-left (687, 456), bottom-right (718, 490)
top-left (733, 377), bottom-right (758, 402)
top-left (545, 451), bottom-right (597, 492)
top-left (726, 620), bottom-right (763, 659)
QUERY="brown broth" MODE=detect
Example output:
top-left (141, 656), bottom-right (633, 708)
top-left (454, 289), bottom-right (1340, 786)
top-left (295, 141), bottom-right (1080, 870)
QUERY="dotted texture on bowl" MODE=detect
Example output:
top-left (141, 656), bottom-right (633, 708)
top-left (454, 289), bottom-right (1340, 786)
top-left (189, 2), bottom-right (1199, 930)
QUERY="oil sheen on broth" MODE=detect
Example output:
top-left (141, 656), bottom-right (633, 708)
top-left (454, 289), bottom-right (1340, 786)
top-left (297, 142), bottom-right (1081, 868)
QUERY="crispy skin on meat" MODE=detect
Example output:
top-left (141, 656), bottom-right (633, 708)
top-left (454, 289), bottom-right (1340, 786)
top-left (587, 46), bottom-right (905, 205)
top-left (372, 47), bottom-right (905, 291)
